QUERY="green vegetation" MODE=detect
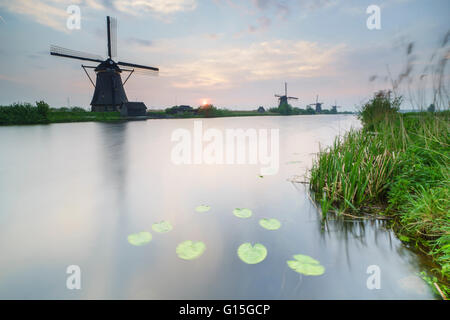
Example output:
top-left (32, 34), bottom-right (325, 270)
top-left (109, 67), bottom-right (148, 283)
top-left (148, 104), bottom-right (280, 119)
top-left (309, 91), bottom-right (449, 297)
top-left (151, 221), bottom-right (173, 233)
top-left (286, 254), bottom-right (325, 276)
top-left (0, 102), bottom-right (121, 125)
top-left (48, 110), bottom-right (121, 123)
top-left (176, 240), bottom-right (206, 260)
top-left (233, 208), bottom-right (253, 218)
top-left (195, 205), bottom-right (211, 213)
top-left (0, 101), bottom-right (50, 125)
top-left (269, 102), bottom-right (352, 115)
top-left (259, 218), bottom-right (282, 230)
top-left (1, 101), bottom-right (353, 125)
top-left (237, 243), bottom-right (268, 264)
top-left (127, 232), bottom-right (152, 246)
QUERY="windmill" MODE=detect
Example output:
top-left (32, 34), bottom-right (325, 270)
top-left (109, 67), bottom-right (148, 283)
top-left (307, 95), bottom-right (323, 113)
top-left (50, 16), bottom-right (159, 116)
top-left (330, 100), bottom-right (343, 113)
top-left (275, 82), bottom-right (298, 107)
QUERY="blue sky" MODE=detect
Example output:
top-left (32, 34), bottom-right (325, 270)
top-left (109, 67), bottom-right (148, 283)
top-left (0, 0), bottom-right (448, 111)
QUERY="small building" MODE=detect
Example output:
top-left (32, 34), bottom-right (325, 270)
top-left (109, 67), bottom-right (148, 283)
top-left (257, 106), bottom-right (265, 113)
top-left (120, 102), bottom-right (147, 116)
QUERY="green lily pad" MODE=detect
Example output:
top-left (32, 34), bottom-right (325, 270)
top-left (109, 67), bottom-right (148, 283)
top-left (233, 208), bottom-right (252, 218)
top-left (259, 218), bottom-right (281, 230)
top-left (237, 243), bottom-right (267, 264)
top-left (152, 220), bottom-right (173, 233)
top-left (176, 240), bottom-right (206, 260)
top-left (195, 205), bottom-right (211, 213)
top-left (128, 232), bottom-right (152, 246)
top-left (287, 254), bottom-right (325, 276)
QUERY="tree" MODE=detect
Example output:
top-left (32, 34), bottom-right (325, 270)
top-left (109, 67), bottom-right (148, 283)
top-left (278, 102), bottom-right (293, 115)
top-left (36, 100), bottom-right (50, 117)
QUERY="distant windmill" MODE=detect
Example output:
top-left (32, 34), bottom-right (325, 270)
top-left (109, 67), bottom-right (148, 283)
top-left (307, 95), bottom-right (323, 113)
top-left (331, 100), bottom-right (343, 113)
top-left (275, 82), bottom-right (298, 107)
top-left (50, 16), bottom-right (159, 116)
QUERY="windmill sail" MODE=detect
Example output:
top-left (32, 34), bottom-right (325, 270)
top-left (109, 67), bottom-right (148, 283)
top-left (117, 61), bottom-right (159, 72)
top-left (50, 45), bottom-right (103, 63)
top-left (107, 16), bottom-right (117, 58)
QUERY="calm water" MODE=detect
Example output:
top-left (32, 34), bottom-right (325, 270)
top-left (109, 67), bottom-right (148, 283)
top-left (0, 115), bottom-right (436, 299)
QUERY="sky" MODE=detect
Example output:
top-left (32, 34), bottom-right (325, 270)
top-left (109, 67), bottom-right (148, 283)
top-left (0, 0), bottom-right (449, 111)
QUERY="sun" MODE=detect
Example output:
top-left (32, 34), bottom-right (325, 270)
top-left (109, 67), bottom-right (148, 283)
top-left (202, 99), bottom-right (208, 106)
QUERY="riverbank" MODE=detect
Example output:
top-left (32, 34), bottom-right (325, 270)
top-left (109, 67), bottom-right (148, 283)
top-left (0, 102), bottom-right (354, 125)
top-left (146, 109), bottom-right (280, 119)
top-left (309, 92), bottom-right (449, 298)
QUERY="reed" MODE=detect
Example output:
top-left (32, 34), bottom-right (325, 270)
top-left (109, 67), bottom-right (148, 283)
top-left (309, 91), bottom-right (450, 296)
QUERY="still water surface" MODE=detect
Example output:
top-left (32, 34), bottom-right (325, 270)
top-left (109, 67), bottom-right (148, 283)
top-left (0, 115), bottom-right (436, 299)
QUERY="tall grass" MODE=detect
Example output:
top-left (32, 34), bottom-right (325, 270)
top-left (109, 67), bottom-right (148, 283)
top-left (309, 91), bottom-right (450, 296)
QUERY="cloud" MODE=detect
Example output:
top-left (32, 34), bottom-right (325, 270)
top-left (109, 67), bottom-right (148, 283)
top-left (0, 0), bottom-right (69, 32)
top-left (162, 40), bottom-right (346, 88)
top-left (112, 0), bottom-right (197, 16)
top-left (251, 0), bottom-right (339, 14)
top-left (125, 37), bottom-right (153, 47)
top-left (247, 16), bottom-right (271, 33)
top-left (0, 0), bottom-right (106, 32)
top-left (205, 33), bottom-right (224, 40)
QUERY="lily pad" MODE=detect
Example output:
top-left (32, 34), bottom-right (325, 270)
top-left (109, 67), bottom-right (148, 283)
top-left (152, 220), bottom-right (173, 233)
top-left (128, 232), bottom-right (152, 246)
top-left (195, 205), bottom-right (211, 213)
top-left (287, 254), bottom-right (325, 276)
top-left (176, 240), bottom-right (206, 260)
top-left (233, 208), bottom-right (252, 219)
top-left (259, 218), bottom-right (281, 230)
top-left (237, 243), bottom-right (267, 264)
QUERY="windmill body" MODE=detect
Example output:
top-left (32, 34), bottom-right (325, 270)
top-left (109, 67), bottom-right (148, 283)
top-left (331, 101), bottom-right (342, 114)
top-left (308, 95), bottom-right (324, 113)
top-left (90, 59), bottom-right (128, 111)
top-left (274, 82), bottom-right (298, 107)
top-left (50, 16), bottom-right (158, 115)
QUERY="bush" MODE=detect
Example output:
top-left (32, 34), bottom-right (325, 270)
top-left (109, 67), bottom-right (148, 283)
top-left (36, 100), bottom-right (50, 117)
top-left (0, 101), bottom-right (50, 125)
top-left (278, 102), bottom-right (293, 115)
top-left (70, 107), bottom-right (86, 112)
top-left (358, 90), bottom-right (400, 130)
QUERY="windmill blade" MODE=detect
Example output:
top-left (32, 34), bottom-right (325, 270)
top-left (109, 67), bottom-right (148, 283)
top-left (274, 94), bottom-right (282, 97)
top-left (107, 16), bottom-right (117, 58)
top-left (117, 61), bottom-right (159, 75)
top-left (287, 97), bottom-right (298, 100)
top-left (50, 45), bottom-right (103, 63)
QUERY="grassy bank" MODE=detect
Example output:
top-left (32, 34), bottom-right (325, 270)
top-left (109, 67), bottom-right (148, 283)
top-left (1, 102), bottom-right (351, 125)
top-left (147, 108), bottom-right (280, 119)
top-left (0, 101), bottom-right (51, 125)
top-left (48, 111), bottom-right (121, 123)
top-left (0, 102), bottom-right (122, 125)
top-left (309, 91), bottom-right (449, 297)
